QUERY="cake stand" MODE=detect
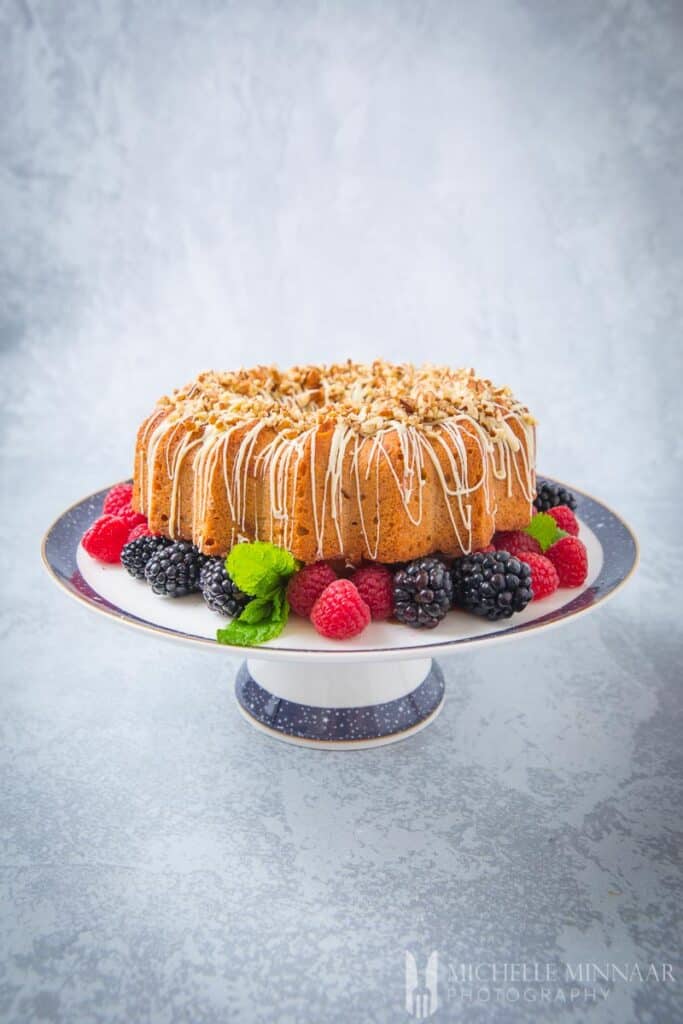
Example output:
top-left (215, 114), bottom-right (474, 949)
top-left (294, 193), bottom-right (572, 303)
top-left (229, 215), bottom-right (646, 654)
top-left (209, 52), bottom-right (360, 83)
top-left (41, 480), bottom-right (638, 750)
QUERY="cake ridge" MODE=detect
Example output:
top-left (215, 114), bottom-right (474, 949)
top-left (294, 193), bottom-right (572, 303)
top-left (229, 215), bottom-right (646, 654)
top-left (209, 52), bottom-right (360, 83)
top-left (133, 361), bottom-right (536, 563)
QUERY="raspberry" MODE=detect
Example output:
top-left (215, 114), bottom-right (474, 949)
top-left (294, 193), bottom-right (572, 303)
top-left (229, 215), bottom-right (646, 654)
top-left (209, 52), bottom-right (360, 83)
top-left (547, 505), bottom-right (579, 537)
top-left (520, 552), bottom-right (559, 600)
top-left (546, 536), bottom-right (588, 587)
top-left (286, 562), bottom-right (337, 617)
top-left (117, 505), bottom-right (147, 530)
top-left (351, 564), bottom-right (393, 620)
top-left (127, 522), bottom-right (153, 542)
top-left (81, 514), bottom-right (131, 563)
top-left (493, 530), bottom-right (542, 558)
top-left (103, 483), bottom-right (134, 516)
top-left (310, 580), bottom-right (371, 639)
top-left (102, 482), bottom-right (146, 530)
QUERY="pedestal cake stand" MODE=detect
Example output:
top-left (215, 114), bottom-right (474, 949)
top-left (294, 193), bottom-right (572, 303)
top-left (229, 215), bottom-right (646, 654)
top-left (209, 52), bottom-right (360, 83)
top-left (42, 480), bottom-right (638, 750)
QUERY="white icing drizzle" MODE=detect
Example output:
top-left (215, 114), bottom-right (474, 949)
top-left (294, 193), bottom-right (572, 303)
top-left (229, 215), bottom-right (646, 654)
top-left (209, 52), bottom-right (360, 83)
top-left (135, 367), bottom-right (536, 560)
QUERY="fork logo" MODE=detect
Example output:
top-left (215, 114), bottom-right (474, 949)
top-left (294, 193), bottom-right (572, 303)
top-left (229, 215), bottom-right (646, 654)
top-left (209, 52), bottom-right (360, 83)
top-left (405, 950), bottom-right (439, 1018)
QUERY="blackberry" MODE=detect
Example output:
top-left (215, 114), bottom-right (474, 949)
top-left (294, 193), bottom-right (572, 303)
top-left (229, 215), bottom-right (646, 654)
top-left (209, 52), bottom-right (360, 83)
top-left (200, 558), bottom-right (249, 617)
top-left (392, 557), bottom-right (453, 629)
top-left (452, 550), bottom-right (533, 620)
top-left (144, 540), bottom-right (207, 597)
top-left (120, 535), bottom-right (172, 580)
top-left (533, 479), bottom-right (577, 512)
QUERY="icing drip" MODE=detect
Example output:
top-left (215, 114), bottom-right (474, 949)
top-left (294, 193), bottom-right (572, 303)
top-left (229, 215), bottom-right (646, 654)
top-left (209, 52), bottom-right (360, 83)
top-left (134, 362), bottom-right (536, 560)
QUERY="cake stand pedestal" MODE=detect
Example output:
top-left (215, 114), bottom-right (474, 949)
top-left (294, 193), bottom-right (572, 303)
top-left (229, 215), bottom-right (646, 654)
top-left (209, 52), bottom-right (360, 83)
top-left (234, 657), bottom-right (445, 749)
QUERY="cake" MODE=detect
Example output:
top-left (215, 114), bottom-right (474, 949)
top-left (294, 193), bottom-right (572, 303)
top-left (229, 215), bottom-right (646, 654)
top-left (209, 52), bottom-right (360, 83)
top-left (132, 361), bottom-right (536, 564)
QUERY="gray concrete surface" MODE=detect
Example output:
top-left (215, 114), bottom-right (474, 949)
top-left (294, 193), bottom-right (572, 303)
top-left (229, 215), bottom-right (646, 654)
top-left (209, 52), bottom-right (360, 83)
top-left (1, 1), bottom-right (682, 1021)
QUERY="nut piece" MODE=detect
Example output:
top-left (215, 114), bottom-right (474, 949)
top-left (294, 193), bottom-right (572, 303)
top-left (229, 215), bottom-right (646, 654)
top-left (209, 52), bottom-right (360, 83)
top-left (159, 361), bottom-right (533, 439)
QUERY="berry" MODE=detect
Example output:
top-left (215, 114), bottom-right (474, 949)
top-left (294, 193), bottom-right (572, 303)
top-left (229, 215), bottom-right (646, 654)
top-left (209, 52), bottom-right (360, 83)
top-left (103, 483), bottom-right (134, 516)
top-left (452, 550), bottom-right (533, 620)
top-left (120, 534), bottom-right (172, 580)
top-left (144, 540), bottom-right (207, 597)
top-left (310, 580), bottom-right (371, 639)
top-left (534, 480), bottom-right (577, 513)
top-left (127, 522), bottom-right (153, 542)
top-left (102, 483), bottom-right (146, 530)
top-left (115, 505), bottom-right (147, 531)
top-left (200, 558), bottom-right (249, 617)
top-left (546, 536), bottom-right (588, 587)
top-left (392, 556), bottom-right (453, 629)
top-left (351, 564), bottom-right (393, 620)
top-left (81, 514), bottom-right (131, 564)
top-left (474, 544), bottom-right (496, 554)
top-left (520, 552), bottom-right (559, 601)
top-left (547, 505), bottom-right (579, 537)
top-left (287, 562), bottom-right (337, 617)
top-left (493, 530), bottom-right (542, 558)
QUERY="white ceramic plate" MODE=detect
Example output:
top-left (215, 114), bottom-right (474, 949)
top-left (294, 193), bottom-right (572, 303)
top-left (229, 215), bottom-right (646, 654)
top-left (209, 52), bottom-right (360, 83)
top-left (43, 480), bottom-right (638, 664)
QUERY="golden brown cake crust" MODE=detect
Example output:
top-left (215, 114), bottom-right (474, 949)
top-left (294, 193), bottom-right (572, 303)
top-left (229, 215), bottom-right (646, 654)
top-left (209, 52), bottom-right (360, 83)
top-left (132, 361), bottom-right (536, 562)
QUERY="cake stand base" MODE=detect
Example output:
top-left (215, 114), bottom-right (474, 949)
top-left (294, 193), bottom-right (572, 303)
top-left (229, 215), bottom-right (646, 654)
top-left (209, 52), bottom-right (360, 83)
top-left (234, 657), bottom-right (445, 749)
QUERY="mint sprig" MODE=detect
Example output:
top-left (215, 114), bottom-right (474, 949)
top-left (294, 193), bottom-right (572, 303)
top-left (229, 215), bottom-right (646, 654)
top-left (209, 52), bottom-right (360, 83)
top-left (217, 595), bottom-right (290, 647)
top-left (524, 513), bottom-right (568, 552)
top-left (216, 542), bottom-right (300, 648)
top-left (227, 541), bottom-right (298, 598)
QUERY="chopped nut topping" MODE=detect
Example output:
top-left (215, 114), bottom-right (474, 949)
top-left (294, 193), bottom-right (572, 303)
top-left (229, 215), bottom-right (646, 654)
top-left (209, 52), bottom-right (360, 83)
top-left (160, 361), bottom-right (535, 439)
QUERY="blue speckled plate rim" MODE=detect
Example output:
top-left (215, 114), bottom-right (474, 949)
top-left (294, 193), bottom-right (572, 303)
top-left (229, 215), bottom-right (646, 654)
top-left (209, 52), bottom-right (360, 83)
top-left (41, 479), bottom-right (639, 661)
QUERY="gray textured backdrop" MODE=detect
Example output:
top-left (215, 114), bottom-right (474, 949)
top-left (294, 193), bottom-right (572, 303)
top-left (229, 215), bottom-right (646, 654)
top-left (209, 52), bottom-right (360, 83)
top-left (1, 2), bottom-right (682, 1022)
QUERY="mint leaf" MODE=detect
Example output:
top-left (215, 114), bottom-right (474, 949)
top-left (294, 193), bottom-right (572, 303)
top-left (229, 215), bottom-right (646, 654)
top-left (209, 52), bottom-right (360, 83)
top-left (524, 513), bottom-right (568, 552)
top-left (239, 595), bottom-right (275, 625)
top-left (226, 542), bottom-right (299, 598)
top-left (219, 542), bottom-right (298, 647)
top-left (216, 616), bottom-right (283, 647)
top-left (216, 597), bottom-right (290, 648)
top-left (270, 588), bottom-right (284, 619)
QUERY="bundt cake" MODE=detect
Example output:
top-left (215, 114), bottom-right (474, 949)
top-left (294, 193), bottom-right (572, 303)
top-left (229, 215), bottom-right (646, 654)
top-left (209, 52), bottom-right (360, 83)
top-left (132, 361), bottom-right (536, 564)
